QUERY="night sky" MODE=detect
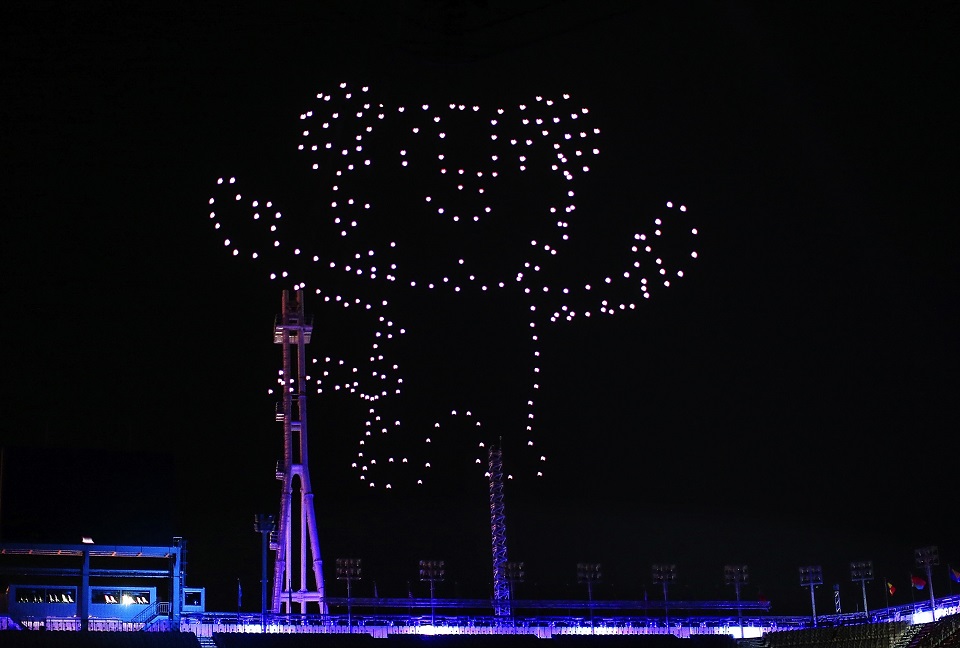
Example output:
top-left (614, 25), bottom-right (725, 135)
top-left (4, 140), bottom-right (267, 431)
top-left (1, 1), bottom-right (958, 618)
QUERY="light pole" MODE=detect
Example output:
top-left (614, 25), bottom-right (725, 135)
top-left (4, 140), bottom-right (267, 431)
top-left (652, 564), bottom-right (677, 632)
top-left (336, 558), bottom-right (362, 631)
top-left (505, 561), bottom-right (525, 625)
top-left (724, 565), bottom-right (749, 637)
top-left (799, 565), bottom-right (823, 627)
top-left (850, 561), bottom-right (873, 618)
top-left (419, 560), bottom-right (445, 626)
top-left (577, 562), bottom-right (602, 631)
top-left (915, 545), bottom-right (939, 619)
top-left (253, 514), bottom-right (276, 632)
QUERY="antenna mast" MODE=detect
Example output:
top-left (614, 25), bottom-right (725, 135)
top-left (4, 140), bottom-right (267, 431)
top-left (271, 289), bottom-right (326, 614)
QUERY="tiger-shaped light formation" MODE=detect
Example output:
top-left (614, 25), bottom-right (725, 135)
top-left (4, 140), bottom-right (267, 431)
top-left (208, 82), bottom-right (699, 491)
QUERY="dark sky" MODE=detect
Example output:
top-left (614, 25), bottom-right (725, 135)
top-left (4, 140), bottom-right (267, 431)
top-left (1, 1), bottom-right (958, 617)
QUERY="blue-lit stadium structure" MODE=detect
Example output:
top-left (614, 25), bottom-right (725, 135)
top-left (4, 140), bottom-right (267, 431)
top-left (2, 292), bottom-right (959, 646)
top-left (2, 536), bottom-right (960, 646)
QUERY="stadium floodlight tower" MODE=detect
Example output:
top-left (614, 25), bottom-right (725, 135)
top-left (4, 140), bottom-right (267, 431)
top-left (652, 564), bottom-right (677, 632)
top-left (254, 514), bottom-right (277, 630)
top-left (915, 545), bottom-right (939, 619)
top-left (799, 565), bottom-right (823, 628)
top-left (724, 564), bottom-right (749, 637)
top-left (420, 560), bottom-right (445, 626)
top-left (336, 558), bottom-right (362, 631)
top-left (578, 562), bottom-right (602, 631)
top-left (504, 561), bottom-right (525, 625)
top-left (849, 561), bottom-right (873, 618)
top-left (271, 289), bottom-right (326, 615)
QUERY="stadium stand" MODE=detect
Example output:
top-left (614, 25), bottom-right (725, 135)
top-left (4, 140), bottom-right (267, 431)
top-left (0, 629), bottom-right (202, 648)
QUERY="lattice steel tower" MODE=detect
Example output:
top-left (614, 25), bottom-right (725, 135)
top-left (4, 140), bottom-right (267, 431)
top-left (270, 289), bottom-right (327, 614)
top-left (488, 442), bottom-right (511, 616)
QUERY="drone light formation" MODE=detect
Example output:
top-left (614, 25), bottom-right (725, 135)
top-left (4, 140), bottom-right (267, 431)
top-left (208, 83), bottom-right (699, 491)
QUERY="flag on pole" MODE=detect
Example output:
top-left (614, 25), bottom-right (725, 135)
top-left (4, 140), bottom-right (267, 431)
top-left (887, 581), bottom-right (896, 596)
top-left (950, 566), bottom-right (960, 583)
top-left (911, 575), bottom-right (926, 590)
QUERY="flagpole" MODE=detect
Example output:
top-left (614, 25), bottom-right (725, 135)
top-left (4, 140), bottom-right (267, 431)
top-left (914, 546), bottom-right (938, 620)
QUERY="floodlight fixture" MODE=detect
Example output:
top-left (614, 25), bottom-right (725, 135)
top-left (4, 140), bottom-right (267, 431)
top-left (336, 558), bottom-right (363, 631)
top-left (577, 562), bottom-right (602, 630)
top-left (849, 561), bottom-right (873, 618)
top-left (724, 565), bottom-right (749, 637)
top-left (799, 565), bottom-right (823, 627)
top-left (652, 564), bottom-right (678, 631)
top-left (254, 514), bottom-right (277, 631)
top-left (504, 561), bottom-right (525, 626)
top-left (505, 561), bottom-right (525, 596)
top-left (419, 560), bottom-right (445, 625)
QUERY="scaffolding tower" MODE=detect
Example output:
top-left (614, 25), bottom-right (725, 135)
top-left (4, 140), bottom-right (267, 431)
top-left (270, 289), bottom-right (327, 614)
